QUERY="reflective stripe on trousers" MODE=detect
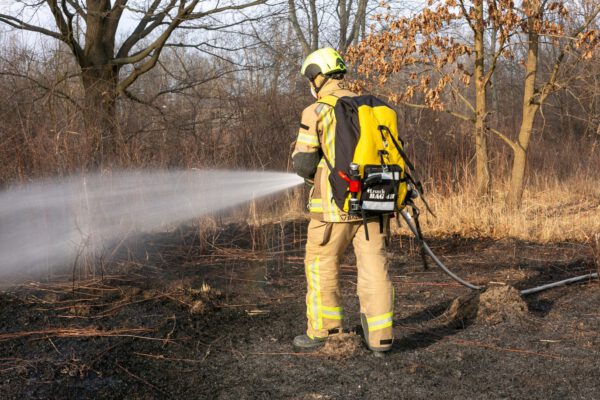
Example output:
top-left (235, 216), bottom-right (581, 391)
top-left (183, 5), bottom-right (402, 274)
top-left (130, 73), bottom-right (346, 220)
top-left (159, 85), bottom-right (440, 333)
top-left (306, 257), bottom-right (344, 326)
top-left (366, 311), bottom-right (393, 332)
top-left (306, 257), bottom-right (322, 331)
top-left (321, 305), bottom-right (343, 320)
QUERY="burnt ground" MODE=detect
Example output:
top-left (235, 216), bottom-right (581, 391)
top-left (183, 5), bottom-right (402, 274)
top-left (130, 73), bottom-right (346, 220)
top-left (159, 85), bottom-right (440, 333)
top-left (1, 220), bottom-right (599, 399)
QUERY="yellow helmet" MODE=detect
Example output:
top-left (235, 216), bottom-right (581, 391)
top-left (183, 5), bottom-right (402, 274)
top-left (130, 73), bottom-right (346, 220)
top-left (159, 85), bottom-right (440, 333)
top-left (301, 48), bottom-right (347, 80)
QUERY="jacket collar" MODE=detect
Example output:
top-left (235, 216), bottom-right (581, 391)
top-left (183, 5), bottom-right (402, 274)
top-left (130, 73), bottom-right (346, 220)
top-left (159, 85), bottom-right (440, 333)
top-left (317, 79), bottom-right (343, 99)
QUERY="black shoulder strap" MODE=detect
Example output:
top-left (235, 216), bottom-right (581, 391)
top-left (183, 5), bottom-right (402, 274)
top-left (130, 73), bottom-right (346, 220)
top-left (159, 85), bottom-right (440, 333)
top-left (316, 95), bottom-right (361, 209)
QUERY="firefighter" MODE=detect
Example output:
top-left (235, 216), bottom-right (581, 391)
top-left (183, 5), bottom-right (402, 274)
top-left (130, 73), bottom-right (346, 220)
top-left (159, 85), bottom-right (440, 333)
top-left (291, 48), bottom-right (394, 355)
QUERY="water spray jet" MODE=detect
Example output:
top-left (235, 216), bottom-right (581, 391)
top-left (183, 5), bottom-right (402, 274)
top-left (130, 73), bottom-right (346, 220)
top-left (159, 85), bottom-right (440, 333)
top-left (0, 170), bottom-right (303, 276)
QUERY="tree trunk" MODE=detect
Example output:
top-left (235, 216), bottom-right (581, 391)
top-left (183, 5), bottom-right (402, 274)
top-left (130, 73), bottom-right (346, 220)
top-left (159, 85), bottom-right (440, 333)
top-left (338, 0), bottom-right (348, 50)
top-left (81, 66), bottom-right (119, 167)
top-left (507, 2), bottom-right (540, 208)
top-left (474, 110), bottom-right (490, 196)
top-left (508, 142), bottom-right (527, 208)
top-left (473, 0), bottom-right (491, 196)
top-left (488, 24), bottom-right (500, 125)
top-left (508, 106), bottom-right (537, 207)
top-left (309, 0), bottom-right (319, 50)
top-left (80, 0), bottom-right (119, 167)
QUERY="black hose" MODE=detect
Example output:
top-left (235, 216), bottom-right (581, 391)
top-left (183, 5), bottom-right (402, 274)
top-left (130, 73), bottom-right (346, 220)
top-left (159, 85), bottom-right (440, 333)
top-left (400, 210), bottom-right (484, 291)
top-left (399, 210), bottom-right (599, 296)
top-left (520, 273), bottom-right (598, 295)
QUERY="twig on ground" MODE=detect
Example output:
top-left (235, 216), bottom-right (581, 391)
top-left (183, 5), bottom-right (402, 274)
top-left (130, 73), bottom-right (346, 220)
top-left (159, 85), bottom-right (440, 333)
top-left (47, 337), bottom-right (62, 355)
top-left (116, 362), bottom-right (171, 398)
top-left (133, 352), bottom-right (203, 363)
top-left (249, 352), bottom-right (326, 357)
top-left (0, 327), bottom-right (154, 342)
top-left (163, 315), bottom-right (177, 348)
top-left (449, 339), bottom-right (578, 361)
top-left (96, 293), bottom-right (166, 318)
top-left (91, 340), bottom-right (128, 364)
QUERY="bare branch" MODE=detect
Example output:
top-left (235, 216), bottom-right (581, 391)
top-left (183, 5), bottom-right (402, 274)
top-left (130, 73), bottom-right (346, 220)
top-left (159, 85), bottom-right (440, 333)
top-left (453, 87), bottom-right (476, 113)
top-left (187, 0), bottom-right (267, 19)
top-left (116, 0), bottom-right (176, 59)
top-left (458, 0), bottom-right (476, 32)
top-left (107, 0), bottom-right (128, 40)
top-left (65, 0), bottom-right (86, 18)
top-left (483, 36), bottom-right (507, 86)
top-left (346, 0), bottom-right (367, 49)
top-left (488, 127), bottom-right (517, 150)
top-left (0, 13), bottom-right (63, 40)
top-left (114, 0), bottom-right (197, 67)
top-left (0, 70), bottom-right (81, 110)
top-left (47, 0), bottom-right (84, 61)
top-left (400, 101), bottom-right (474, 122)
top-left (538, 5), bottom-right (600, 105)
top-left (116, 0), bottom-right (266, 65)
top-left (288, 0), bottom-right (311, 55)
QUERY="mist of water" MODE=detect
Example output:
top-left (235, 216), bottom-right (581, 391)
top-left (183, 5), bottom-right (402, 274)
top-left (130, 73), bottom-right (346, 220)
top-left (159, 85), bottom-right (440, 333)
top-left (0, 170), bottom-right (303, 275)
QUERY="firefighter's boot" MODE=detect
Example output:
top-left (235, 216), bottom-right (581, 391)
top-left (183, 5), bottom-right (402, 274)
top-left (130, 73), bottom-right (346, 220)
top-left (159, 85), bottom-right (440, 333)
top-left (293, 334), bottom-right (326, 351)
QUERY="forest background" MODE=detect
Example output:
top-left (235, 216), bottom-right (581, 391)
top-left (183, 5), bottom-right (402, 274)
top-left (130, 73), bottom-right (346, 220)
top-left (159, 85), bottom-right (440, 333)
top-left (0, 0), bottom-right (598, 243)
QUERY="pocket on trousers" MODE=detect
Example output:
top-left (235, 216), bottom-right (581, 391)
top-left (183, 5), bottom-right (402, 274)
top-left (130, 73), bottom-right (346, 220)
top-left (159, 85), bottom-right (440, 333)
top-left (307, 220), bottom-right (332, 247)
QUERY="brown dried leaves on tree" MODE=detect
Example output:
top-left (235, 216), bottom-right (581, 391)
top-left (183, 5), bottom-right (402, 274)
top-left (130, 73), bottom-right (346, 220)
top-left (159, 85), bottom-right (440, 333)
top-left (346, 0), bottom-right (596, 110)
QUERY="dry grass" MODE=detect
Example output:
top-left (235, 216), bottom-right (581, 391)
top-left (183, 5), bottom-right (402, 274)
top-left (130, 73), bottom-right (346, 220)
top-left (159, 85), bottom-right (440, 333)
top-left (418, 176), bottom-right (600, 242)
top-left (318, 332), bottom-right (365, 359)
top-left (246, 173), bottom-right (600, 246)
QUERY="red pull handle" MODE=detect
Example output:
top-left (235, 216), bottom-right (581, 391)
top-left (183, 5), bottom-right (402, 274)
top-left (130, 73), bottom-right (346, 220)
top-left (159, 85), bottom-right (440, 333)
top-left (338, 171), bottom-right (350, 183)
top-left (339, 171), bottom-right (360, 193)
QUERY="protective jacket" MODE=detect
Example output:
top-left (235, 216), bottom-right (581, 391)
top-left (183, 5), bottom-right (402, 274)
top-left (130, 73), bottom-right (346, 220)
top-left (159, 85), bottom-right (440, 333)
top-left (292, 79), bottom-right (361, 222)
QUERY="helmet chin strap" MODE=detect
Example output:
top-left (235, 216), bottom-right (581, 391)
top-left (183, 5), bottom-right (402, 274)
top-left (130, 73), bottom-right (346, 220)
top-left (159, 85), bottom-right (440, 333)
top-left (310, 76), bottom-right (330, 98)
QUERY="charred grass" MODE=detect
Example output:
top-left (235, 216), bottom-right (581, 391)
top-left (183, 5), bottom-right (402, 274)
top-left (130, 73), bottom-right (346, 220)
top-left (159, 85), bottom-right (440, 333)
top-left (1, 220), bottom-right (600, 399)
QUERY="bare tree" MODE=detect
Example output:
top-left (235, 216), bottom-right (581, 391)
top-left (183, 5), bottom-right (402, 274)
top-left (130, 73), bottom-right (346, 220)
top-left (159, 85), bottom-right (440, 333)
top-left (0, 0), bottom-right (266, 165)
top-left (287, 0), bottom-right (369, 55)
top-left (505, 1), bottom-right (600, 207)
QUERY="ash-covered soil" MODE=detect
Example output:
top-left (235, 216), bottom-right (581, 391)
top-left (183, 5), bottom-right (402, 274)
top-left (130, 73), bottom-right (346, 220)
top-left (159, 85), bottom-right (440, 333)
top-left (1, 221), bottom-right (599, 399)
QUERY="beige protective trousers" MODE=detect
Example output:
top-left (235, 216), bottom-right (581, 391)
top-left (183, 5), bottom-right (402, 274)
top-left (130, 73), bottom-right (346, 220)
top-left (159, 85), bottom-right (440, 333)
top-left (304, 218), bottom-right (394, 351)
